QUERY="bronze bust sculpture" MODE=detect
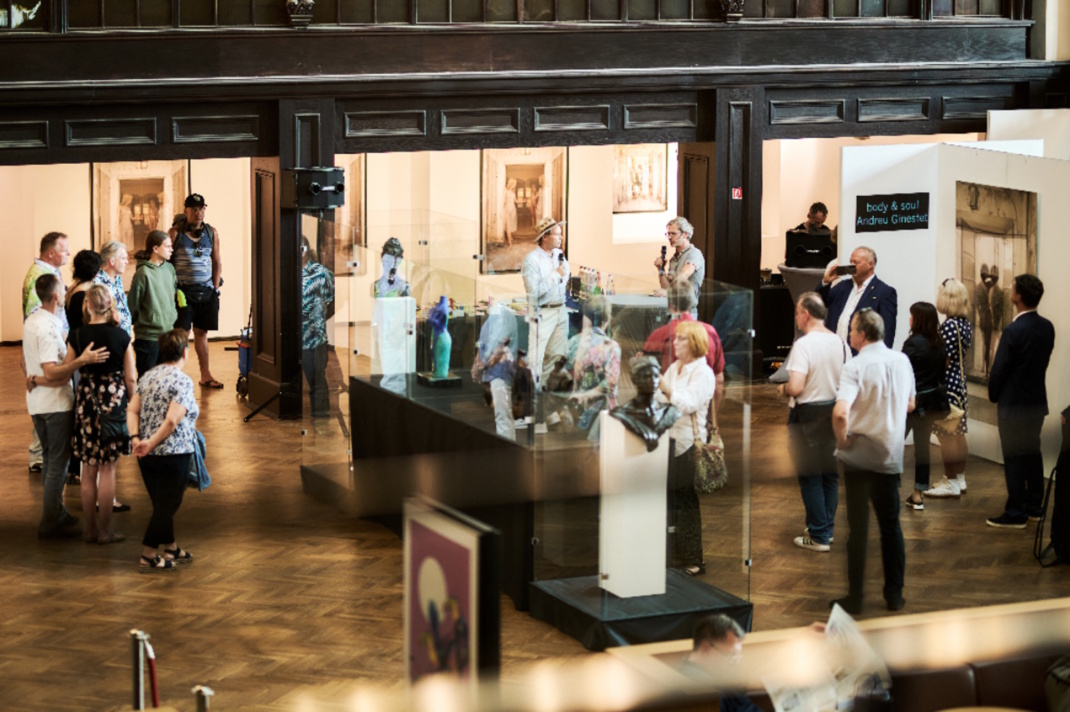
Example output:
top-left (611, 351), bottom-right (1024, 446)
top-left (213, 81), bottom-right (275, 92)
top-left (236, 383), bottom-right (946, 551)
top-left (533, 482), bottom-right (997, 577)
top-left (610, 355), bottom-right (679, 452)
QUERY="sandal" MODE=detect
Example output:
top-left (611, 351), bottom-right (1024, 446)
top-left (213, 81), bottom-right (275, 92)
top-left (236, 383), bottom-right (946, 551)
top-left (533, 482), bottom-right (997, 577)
top-left (139, 555), bottom-right (175, 573)
top-left (199, 379), bottom-right (224, 389)
top-left (683, 564), bottom-right (707, 577)
top-left (97, 532), bottom-right (126, 545)
top-left (163, 547), bottom-right (193, 564)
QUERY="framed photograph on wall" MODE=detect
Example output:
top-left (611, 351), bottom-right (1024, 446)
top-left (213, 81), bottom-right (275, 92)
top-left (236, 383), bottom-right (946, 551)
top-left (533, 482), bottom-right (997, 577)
top-left (612, 144), bottom-right (668, 214)
top-left (403, 496), bottom-right (500, 690)
top-left (92, 160), bottom-right (188, 286)
top-left (480, 146), bottom-right (567, 274)
top-left (955, 181), bottom-right (1038, 390)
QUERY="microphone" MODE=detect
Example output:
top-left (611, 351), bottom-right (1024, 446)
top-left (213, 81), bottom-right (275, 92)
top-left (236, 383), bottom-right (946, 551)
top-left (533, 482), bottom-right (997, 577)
top-left (388, 267), bottom-right (396, 285)
top-left (558, 253), bottom-right (565, 266)
top-left (659, 245), bottom-right (667, 275)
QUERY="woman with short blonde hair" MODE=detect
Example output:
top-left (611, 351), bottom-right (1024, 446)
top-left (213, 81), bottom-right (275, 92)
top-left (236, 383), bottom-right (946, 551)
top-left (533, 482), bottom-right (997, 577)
top-left (657, 318), bottom-right (716, 576)
top-left (926, 278), bottom-right (973, 497)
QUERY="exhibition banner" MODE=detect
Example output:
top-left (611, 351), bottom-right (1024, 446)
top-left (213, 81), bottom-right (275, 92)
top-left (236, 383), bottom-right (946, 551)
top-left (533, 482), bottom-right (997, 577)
top-left (855, 192), bottom-right (929, 233)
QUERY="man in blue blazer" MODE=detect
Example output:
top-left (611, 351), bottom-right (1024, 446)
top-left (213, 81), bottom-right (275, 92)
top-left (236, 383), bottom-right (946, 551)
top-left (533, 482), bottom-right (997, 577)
top-left (987, 274), bottom-right (1056, 529)
top-left (817, 246), bottom-right (897, 351)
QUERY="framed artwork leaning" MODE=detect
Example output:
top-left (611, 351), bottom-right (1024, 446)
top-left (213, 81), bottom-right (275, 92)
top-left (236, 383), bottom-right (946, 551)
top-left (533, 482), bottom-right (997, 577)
top-left (480, 146), bottom-right (567, 274)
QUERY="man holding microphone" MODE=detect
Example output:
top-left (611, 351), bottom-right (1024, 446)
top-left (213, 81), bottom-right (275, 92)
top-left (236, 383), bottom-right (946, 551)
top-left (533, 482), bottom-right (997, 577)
top-left (521, 217), bottom-right (570, 389)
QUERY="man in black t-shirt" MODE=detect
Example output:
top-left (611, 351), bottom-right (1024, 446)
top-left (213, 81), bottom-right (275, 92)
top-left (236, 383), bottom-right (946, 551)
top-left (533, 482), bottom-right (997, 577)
top-left (795, 202), bottom-right (831, 234)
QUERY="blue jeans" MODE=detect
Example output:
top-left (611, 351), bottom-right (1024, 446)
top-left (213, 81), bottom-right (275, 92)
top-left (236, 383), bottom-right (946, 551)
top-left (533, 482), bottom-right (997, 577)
top-left (31, 411), bottom-right (74, 532)
top-left (788, 406), bottom-right (838, 544)
top-left (134, 338), bottom-right (160, 380)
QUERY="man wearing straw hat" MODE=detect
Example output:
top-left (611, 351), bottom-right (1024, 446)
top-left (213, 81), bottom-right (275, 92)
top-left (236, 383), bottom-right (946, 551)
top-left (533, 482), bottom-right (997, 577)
top-left (521, 217), bottom-right (570, 392)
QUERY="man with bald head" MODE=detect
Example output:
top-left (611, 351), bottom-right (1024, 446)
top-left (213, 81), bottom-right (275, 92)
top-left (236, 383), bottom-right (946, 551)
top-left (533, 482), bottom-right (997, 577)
top-left (818, 246), bottom-right (897, 351)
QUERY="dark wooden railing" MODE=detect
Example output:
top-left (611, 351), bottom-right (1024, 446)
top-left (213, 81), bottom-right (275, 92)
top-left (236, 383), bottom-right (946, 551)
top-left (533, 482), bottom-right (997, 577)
top-left (0, 0), bottom-right (1028, 31)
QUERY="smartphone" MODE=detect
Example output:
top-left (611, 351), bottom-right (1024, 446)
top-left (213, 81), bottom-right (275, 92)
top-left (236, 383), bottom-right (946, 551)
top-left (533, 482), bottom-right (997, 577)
top-left (835, 264), bottom-right (857, 276)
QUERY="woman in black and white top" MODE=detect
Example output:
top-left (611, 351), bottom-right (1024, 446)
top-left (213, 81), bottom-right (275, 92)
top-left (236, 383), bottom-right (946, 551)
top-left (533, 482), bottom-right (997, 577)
top-left (925, 278), bottom-right (973, 498)
top-left (127, 329), bottom-right (200, 572)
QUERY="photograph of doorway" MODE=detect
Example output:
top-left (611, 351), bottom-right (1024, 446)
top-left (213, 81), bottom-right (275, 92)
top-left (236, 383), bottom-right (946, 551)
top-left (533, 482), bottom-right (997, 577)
top-left (481, 147), bottom-right (567, 274)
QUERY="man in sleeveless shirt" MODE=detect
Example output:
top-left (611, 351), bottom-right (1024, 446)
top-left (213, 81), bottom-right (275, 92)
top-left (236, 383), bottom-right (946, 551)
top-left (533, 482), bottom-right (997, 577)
top-left (169, 193), bottom-right (223, 388)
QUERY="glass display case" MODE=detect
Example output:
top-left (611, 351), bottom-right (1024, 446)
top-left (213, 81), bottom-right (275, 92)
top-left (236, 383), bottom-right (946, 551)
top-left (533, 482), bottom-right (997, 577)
top-left (300, 207), bottom-right (754, 648)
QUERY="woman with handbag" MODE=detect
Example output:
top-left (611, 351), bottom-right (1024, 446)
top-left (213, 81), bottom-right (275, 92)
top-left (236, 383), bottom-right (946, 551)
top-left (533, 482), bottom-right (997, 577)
top-left (925, 278), bottom-right (973, 497)
top-left (902, 302), bottom-right (949, 510)
top-left (657, 320), bottom-right (716, 576)
top-left (128, 329), bottom-right (200, 572)
top-left (65, 284), bottom-right (135, 544)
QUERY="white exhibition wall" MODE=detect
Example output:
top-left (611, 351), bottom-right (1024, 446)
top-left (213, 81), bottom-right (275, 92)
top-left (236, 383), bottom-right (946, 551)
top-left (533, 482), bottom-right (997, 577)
top-left (839, 133), bottom-right (1066, 469)
top-left (988, 109), bottom-right (1070, 160)
top-left (0, 159), bottom-right (252, 343)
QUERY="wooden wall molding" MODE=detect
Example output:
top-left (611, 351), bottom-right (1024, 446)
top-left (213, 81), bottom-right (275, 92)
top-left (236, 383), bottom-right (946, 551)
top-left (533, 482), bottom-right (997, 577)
top-left (623, 103), bottom-right (698, 130)
top-left (0, 120), bottom-right (48, 150)
top-left (65, 117), bottom-right (157, 147)
top-left (172, 114), bottom-right (260, 144)
top-left (441, 108), bottom-right (520, 135)
top-left (857, 97), bottom-right (930, 123)
top-left (533, 105), bottom-right (610, 132)
top-left (344, 110), bottom-right (427, 138)
top-left (942, 93), bottom-right (1015, 120)
top-left (768, 99), bottom-right (845, 125)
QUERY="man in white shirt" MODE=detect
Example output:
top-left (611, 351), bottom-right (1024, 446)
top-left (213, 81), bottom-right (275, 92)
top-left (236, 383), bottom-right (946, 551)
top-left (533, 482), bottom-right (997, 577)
top-left (779, 292), bottom-right (850, 553)
top-left (831, 308), bottom-right (915, 614)
top-left (21, 231), bottom-right (70, 473)
top-left (23, 274), bottom-right (107, 539)
top-left (521, 217), bottom-right (570, 387)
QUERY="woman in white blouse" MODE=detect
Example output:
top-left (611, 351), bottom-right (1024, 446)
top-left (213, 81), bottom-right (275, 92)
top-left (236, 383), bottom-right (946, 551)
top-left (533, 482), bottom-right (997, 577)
top-left (657, 320), bottom-right (716, 576)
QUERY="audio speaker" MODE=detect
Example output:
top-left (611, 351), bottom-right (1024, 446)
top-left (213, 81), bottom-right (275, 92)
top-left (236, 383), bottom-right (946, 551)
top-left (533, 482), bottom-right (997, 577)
top-left (281, 167), bottom-right (346, 210)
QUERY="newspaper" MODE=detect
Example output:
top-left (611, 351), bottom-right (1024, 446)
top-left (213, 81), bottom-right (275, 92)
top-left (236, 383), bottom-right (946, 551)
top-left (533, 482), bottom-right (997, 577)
top-left (760, 604), bottom-right (891, 712)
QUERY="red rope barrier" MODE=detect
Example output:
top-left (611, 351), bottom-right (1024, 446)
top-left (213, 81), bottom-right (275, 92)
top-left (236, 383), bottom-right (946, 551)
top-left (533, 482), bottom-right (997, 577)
top-left (144, 640), bottom-right (160, 708)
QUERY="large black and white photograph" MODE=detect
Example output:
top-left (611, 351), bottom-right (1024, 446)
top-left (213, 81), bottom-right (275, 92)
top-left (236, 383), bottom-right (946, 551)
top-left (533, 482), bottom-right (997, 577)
top-left (481, 147), bottom-right (567, 274)
top-left (956, 181), bottom-right (1037, 385)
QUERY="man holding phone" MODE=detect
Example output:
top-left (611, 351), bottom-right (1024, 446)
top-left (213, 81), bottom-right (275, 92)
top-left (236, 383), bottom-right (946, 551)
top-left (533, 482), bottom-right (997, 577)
top-left (818, 246), bottom-right (897, 351)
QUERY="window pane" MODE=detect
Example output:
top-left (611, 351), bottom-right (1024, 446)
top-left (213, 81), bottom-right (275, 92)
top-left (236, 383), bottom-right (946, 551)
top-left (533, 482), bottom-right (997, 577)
top-left (887, 0), bottom-right (910, 15)
top-left (628, 0), bottom-right (656, 19)
top-left (933, 0), bottom-right (952, 14)
top-left (955, 0), bottom-right (979, 13)
top-left (765, 0), bottom-right (793, 17)
top-left (69, 3), bottom-right (103, 28)
top-left (693, 0), bottom-right (714, 19)
top-left (105, 0), bottom-right (137, 27)
top-left (220, 2), bottom-right (252, 24)
top-left (487, 0), bottom-right (518, 21)
top-left (341, 0), bottom-right (374, 22)
top-left (978, 0), bottom-right (1000, 14)
top-left (141, 0), bottom-right (173, 26)
top-left (526, 0), bottom-right (555, 20)
top-left (377, 0), bottom-right (410, 22)
top-left (798, 0), bottom-right (827, 17)
top-left (660, 0), bottom-right (690, 20)
top-left (418, 0), bottom-right (449, 21)
top-left (833, 0), bottom-right (858, 16)
top-left (592, 0), bottom-right (621, 20)
top-left (317, 0), bottom-right (338, 22)
top-left (452, 0), bottom-right (483, 21)
top-left (558, 0), bottom-right (585, 21)
top-left (180, 0), bottom-right (215, 25)
top-left (254, 0), bottom-right (287, 24)
top-left (743, 1), bottom-right (763, 17)
top-left (860, 0), bottom-right (884, 16)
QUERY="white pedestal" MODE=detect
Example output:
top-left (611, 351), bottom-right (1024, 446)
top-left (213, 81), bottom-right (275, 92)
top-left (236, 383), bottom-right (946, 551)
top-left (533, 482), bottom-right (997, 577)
top-left (598, 411), bottom-right (669, 598)
top-left (372, 297), bottom-right (416, 372)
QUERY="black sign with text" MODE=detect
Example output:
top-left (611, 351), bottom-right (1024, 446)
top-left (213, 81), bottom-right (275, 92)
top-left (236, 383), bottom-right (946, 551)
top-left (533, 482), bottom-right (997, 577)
top-left (855, 192), bottom-right (929, 233)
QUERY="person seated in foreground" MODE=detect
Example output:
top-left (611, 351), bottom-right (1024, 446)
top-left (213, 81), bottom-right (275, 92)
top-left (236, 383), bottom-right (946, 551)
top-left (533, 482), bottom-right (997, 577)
top-left (677, 614), bottom-right (760, 712)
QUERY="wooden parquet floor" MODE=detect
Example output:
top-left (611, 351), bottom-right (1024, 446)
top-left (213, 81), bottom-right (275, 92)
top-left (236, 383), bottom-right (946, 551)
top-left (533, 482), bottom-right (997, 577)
top-left (0, 344), bottom-right (1067, 710)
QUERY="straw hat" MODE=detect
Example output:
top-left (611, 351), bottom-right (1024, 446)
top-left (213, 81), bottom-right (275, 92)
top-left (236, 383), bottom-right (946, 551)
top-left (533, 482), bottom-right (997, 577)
top-left (534, 217), bottom-right (565, 241)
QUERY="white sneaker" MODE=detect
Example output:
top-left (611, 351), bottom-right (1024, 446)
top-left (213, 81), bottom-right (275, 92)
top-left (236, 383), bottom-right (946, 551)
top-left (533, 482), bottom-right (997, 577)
top-left (956, 475), bottom-right (967, 493)
top-left (804, 527), bottom-right (833, 543)
top-left (534, 423), bottom-right (548, 435)
top-left (514, 418), bottom-right (528, 429)
top-left (923, 476), bottom-right (961, 498)
top-left (794, 535), bottom-right (830, 552)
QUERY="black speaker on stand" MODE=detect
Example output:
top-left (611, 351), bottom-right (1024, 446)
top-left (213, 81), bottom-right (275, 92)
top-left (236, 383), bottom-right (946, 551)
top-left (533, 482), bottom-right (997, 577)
top-left (281, 167), bottom-right (346, 210)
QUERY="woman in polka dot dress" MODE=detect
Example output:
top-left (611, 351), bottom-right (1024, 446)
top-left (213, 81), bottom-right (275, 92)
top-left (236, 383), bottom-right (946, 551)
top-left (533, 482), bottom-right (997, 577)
top-left (926, 278), bottom-right (973, 497)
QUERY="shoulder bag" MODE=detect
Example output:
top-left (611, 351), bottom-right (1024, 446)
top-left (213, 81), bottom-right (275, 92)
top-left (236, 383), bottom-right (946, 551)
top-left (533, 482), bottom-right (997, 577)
top-left (693, 408), bottom-right (727, 493)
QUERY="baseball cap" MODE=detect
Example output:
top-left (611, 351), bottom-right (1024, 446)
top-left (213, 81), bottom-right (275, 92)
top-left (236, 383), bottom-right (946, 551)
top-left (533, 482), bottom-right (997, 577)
top-left (185, 193), bottom-right (207, 208)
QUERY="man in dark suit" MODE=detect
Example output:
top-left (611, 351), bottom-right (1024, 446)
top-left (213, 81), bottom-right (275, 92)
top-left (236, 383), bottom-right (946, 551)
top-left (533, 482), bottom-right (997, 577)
top-left (818, 246), bottom-right (897, 350)
top-left (987, 274), bottom-right (1056, 529)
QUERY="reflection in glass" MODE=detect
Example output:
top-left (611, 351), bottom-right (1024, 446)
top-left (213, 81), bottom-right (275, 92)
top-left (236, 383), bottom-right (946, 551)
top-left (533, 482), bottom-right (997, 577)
top-left (933, 0), bottom-right (952, 14)
top-left (141, 0), bottom-right (172, 27)
top-left (660, 0), bottom-right (690, 19)
top-left (798, 0), bottom-right (827, 17)
top-left (525, 0), bottom-right (555, 21)
top-left (834, 0), bottom-right (858, 17)
top-left (377, 0), bottom-right (410, 23)
top-left (955, 0), bottom-right (979, 13)
top-left (253, 0), bottom-right (286, 25)
top-left (341, 0), bottom-right (374, 23)
top-left (179, 0), bottom-right (216, 25)
top-left (451, 0), bottom-right (484, 22)
top-left (860, 0), bottom-right (884, 16)
top-left (487, 0), bottom-right (518, 21)
top-left (766, 0), bottom-right (794, 18)
top-left (591, 0), bottom-right (621, 20)
top-left (558, 0), bottom-right (585, 21)
top-left (105, 0), bottom-right (137, 27)
top-left (887, 0), bottom-right (910, 16)
top-left (628, 0), bottom-right (657, 20)
top-left (419, 0), bottom-right (450, 22)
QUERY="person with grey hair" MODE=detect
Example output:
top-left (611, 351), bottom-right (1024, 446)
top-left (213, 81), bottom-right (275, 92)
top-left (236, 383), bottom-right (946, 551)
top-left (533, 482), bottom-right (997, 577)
top-left (778, 291), bottom-right (850, 552)
top-left (830, 308), bottom-right (915, 614)
top-left (677, 614), bottom-right (759, 711)
top-left (93, 240), bottom-right (132, 336)
top-left (655, 216), bottom-right (705, 316)
top-left (819, 246), bottom-right (897, 351)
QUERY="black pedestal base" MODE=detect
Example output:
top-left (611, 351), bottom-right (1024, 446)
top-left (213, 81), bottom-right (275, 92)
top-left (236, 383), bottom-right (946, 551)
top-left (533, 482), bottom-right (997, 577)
top-left (529, 571), bottom-right (752, 651)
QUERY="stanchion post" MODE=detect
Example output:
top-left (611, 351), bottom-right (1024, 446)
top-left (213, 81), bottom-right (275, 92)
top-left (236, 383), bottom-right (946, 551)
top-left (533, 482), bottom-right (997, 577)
top-left (193, 685), bottom-right (215, 712)
top-left (130, 629), bottom-right (150, 710)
